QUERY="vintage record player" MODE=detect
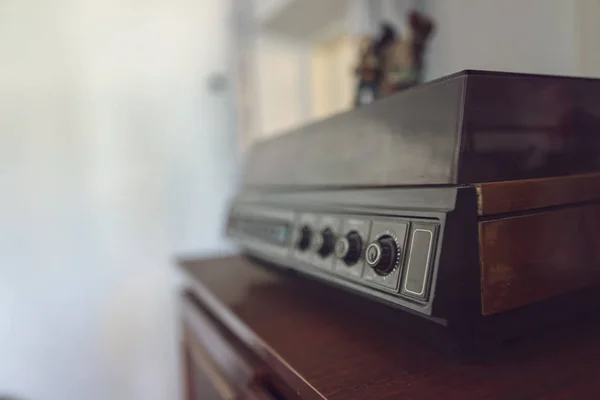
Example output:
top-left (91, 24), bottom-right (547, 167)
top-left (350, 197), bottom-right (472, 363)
top-left (226, 70), bottom-right (600, 351)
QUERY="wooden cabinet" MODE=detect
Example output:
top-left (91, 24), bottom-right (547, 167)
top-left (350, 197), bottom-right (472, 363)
top-left (179, 255), bottom-right (600, 400)
top-left (181, 295), bottom-right (292, 399)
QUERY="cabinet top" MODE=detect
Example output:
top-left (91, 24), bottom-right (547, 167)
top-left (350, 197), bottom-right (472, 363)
top-left (179, 255), bottom-right (600, 400)
top-left (243, 70), bottom-right (600, 189)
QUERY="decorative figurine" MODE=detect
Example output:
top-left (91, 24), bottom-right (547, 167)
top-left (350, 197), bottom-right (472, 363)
top-left (354, 11), bottom-right (435, 106)
top-left (353, 24), bottom-right (398, 107)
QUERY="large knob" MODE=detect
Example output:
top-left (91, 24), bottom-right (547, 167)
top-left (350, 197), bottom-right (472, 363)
top-left (316, 228), bottom-right (335, 258)
top-left (296, 225), bottom-right (312, 251)
top-left (334, 231), bottom-right (363, 266)
top-left (365, 235), bottom-right (399, 276)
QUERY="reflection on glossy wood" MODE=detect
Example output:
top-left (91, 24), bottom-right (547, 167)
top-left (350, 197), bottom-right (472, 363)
top-left (480, 204), bottom-right (600, 315)
top-left (180, 255), bottom-right (600, 400)
top-left (460, 72), bottom-right (600, 184)
top-left (476, 172), bottom-right (600, 216)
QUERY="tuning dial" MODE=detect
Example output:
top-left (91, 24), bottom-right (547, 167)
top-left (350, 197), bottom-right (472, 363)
top-left (365, 235), bottom-right (399, 276)
top-left (316, 228), bottom-right (335, 258)
top-left (334, 231), bottom-right (363, 266)
top-left (296, 225), bottom-right (312, 251)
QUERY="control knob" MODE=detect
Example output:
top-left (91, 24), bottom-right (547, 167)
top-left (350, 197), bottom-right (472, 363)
top-left (334, 231), bottom-right (363, 266)
top-left (316, 228), bottom-right (336, 258)
top-left (296, 225), bottom-right (312, 251)
top-left (365, 235), bottom-right (399, 276)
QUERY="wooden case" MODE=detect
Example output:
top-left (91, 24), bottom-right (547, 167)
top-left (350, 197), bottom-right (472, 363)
top-left (476, 173), bottom-right (600, 316)
top-left (229, 70), bottom-right (600, 348)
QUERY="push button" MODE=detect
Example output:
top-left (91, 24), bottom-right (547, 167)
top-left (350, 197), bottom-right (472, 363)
top-left (401, 224), bottom-right (437, 300)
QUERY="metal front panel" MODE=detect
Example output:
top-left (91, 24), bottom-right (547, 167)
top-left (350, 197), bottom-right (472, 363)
top-left (226, 188), bottom-right (460, 317)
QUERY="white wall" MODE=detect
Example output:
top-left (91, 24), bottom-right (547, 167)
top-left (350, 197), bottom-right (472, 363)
top-left (310, 37), bottom-right (357, 119)
top-left (253, 0), bottom-right (293, 24)
top-left (254, 35), bottom-right (311, 138)
top-left (576, 0), bottom-right (600, 77)
top-left (0, 1), bottom-right (235, 399)
top-left (424, 0), bottom-right (579, 80)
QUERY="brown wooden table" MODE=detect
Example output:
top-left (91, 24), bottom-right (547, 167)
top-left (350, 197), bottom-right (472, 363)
top-left (179, 255), bottom-right (600, 400)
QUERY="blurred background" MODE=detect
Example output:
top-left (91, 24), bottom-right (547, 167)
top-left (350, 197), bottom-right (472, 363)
top-left (0, 1), bottom-right (599, 399)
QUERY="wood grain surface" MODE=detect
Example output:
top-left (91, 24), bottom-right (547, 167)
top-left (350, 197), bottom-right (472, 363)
top-left (476, 172), bottom-right (600, 216)
top-left (180, 255), bottom-right (600, 400)
top-left (480, 203), bottom-right (600, 315)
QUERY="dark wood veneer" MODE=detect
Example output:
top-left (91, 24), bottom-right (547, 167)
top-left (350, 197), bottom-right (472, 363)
top-left (180, 255), bottom-right (600, 400)
top-left (479, 203), bottom-right (600, 315)
top-left (476, 172), bottom-right (600, 216)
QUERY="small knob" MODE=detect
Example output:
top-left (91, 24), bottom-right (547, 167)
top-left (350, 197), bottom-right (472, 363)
top-left (366, 235), bottom-right (399, 276)
top-left (316, 228), bottom-right (335, 258)
top-left (334, 231), bottom-right (363, 266)
top-left (297, 225), bottom-right (312, 251)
